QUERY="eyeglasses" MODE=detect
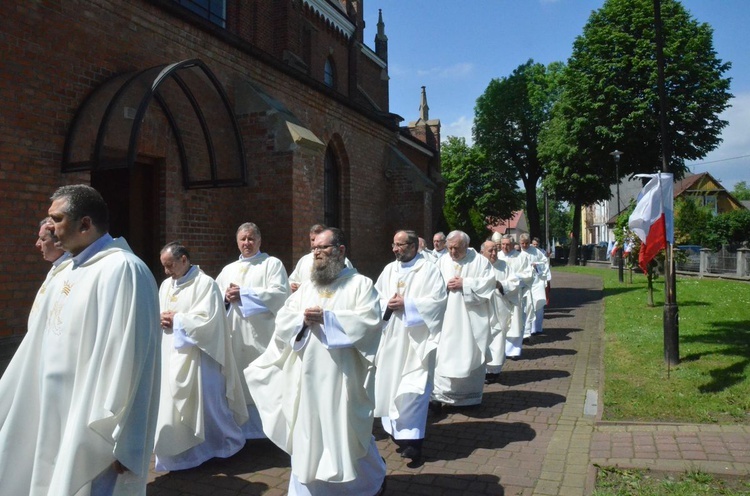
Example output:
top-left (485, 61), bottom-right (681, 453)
top-left (433, 239), bottom-right (445, 244)
top-left (391, 242), bottom-right (413, 248)
top-left (311, 244), bottom-right (336, 253)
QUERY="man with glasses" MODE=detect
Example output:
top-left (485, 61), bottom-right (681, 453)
top-left (246, 228), bottom-right (386, 495)
top-left (432, 231), bottom-right (448, 258)
top-left (288, 224), bottom-right (353, 292)
top-left (374, 230), bottom-right (447, 464)
top-left (432, 230), bottom-right (495, 409)
top-left (216, 222), bottom-right (290, 440)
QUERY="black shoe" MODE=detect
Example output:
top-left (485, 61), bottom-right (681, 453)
top-left (523, 337), bottom-right (530, 344)
top-left (400, 445), bottom-right (421, 460)
top-left (484, 373), bottom-right (500, 384)
top-left (400, 438), bottom-right (423, 459)
top-left (428, 400), bottom-right (443, 413)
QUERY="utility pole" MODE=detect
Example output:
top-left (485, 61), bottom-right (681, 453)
top-left (610, 149), bottom-right (624, 283)
top-left (654, 0), bottom-right (679, 365)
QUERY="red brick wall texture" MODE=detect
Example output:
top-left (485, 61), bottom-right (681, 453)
top-left (0, 0), bottom-right (441, 338)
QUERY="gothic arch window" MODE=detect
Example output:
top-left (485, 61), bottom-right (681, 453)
top-left (324, 146), bottom-right (340, 227)
top-left (62, 59), bottom-right (246, 189)
top-left (324, 57), bottom-right (336, 88)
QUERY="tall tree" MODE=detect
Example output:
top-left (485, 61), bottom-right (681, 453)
top-left (441, 136), bottom-right (522, 246)
top-left (539, 0), bottom-right (732, 264)
top-left (731, 181), bottom-right (750, 201)
top-left (474, 60), bottom-right (564, 240)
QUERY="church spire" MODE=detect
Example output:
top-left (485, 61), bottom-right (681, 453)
top-left (375, 9), bottom-right (388, 63)
top-left (419, 86), bottom-right (429, 121)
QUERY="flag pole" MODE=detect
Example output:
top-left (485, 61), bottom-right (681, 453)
top-left (654, 0), bottom-right (679, 365)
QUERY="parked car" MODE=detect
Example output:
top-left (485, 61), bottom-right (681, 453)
top-left (677, 245), bottom-right (701, 256)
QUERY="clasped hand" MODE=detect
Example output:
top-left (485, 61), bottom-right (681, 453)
top-left (303, 306), bottom-right (324, 326)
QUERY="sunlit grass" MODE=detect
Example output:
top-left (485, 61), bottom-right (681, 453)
top-left (556, 266), bottom-right (750, 423)
top-left (592, 467), bottom-right (750, 495)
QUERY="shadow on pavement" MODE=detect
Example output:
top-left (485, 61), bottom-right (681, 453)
top-left (384, 473), bottom-right (503, 495)
top-left (518, 347), bottom-right (577, 360)
top-left (550, 286), bottom-right (603, 308)
top-left (427, 391), bottom-right (566, 420)
top-left (148, 474), bottom-right (269, 495)
top-left (424, 421), bottom-right (535, 462)
top-left (148, 439), bottom-right (289, 495)
top-left (498, 369), bottom-right (571, 387)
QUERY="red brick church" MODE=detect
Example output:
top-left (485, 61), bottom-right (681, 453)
top-left (0, 0), bottom-right (443, 356)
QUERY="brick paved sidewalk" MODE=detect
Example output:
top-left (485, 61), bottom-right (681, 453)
top-left (146, 271), bottom-right (750, 496)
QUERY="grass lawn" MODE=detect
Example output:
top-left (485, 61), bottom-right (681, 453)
top-left (556, 266), bottom-right (750, 495)
top-left (556, 265), bottom-right (750, 424)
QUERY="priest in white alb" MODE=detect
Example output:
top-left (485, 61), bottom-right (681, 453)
top-left (216, 222), bottom-right (290, 439)
top-left (288, 223), bottom-right (352, 292)
top-left (494, 233), bottom-right (533, 359)
top-left (245, 228), bottom-right (385, 496)
top-left (154, 241), bottom-right (247, 472)
top-left (0, 184), bottom-right (161, 496)
top-left (432, 230), bottom-right (496, 408)
top-left (481, 239), bottom-right (525, 384)
top-left (520, 233), bottom-right (550, 338)
top-left (374, 230), bottom-right (446, 463)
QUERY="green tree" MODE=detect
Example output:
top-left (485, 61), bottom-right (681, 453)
top-left (538, 108), bottom-right (611, 264)
top-left (441, 137), bottom-right (522, 246)
top-left (474, 60), bottom-right (564, 240)
top-left (674, 197), bottom-right (713, 245)
top-left (540, 0), bottom-right (732, 264)
top-left (560, 0), bottom-right (731, 181)
top-left (706, 209), bottom-right (750, 249)
top-left (731, 181), bottom-right (750, 201)
top-left (536, 188), bottom-right (572, 248)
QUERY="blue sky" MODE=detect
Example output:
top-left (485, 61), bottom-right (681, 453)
top-left (363, 0), bottom-right (750, 191)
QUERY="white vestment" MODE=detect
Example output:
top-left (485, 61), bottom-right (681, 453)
top-left (485, 257), bottom-right (526, 374)
top-left (374, 253), bottom-right (446, 440)
top-left (497, 250), bottom-right (533, 357)
top-left (245, 268), bottom-right (385, 495)
top-left (154, 266), bottom-right (247, 471)
top-left (0, 236), bottom-right (161, 496)
top-left (216, 252), bottom-right (290, 438)
top-left (522, 246), bottom-right (550, 337)
top-left (433, 249), bottom-right (495, 406)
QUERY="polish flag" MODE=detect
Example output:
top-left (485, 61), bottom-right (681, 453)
top-left (628, 173), bottom-right (674, 273)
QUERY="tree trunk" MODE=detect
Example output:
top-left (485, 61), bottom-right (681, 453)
top-left (525, 182), bottom-right (542, 240)
top-left (567, 202), bottom-right (582, 266)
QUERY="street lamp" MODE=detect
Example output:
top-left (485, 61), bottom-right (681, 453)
top-left (610, 150), bottom-right (624, 282)
top-left (610, 149), bottom-right (623, 213)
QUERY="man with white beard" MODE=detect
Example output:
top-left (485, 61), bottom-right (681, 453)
top-left (481, 239), bottom-right (528, 384)
top-left (493, 233), bottom-right (533, 359)
top-left (288, 224), bottom-right (353, 292)
top-left (431, 230), bottom-right (495, 409)
top-left (246, 228), bottom-right (386, 496)
top-left (374, 230), bottom-right (446, 463)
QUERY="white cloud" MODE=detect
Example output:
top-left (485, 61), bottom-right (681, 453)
top-left (442, 115), bottom-right (474, 144)
top-left (687, 91), bottom-right (750, 190)
top-left (415, 62), bottom-right (474, 80)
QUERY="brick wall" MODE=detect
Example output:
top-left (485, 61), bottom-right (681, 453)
top-left (0, 0), bottom-right (438, 339)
